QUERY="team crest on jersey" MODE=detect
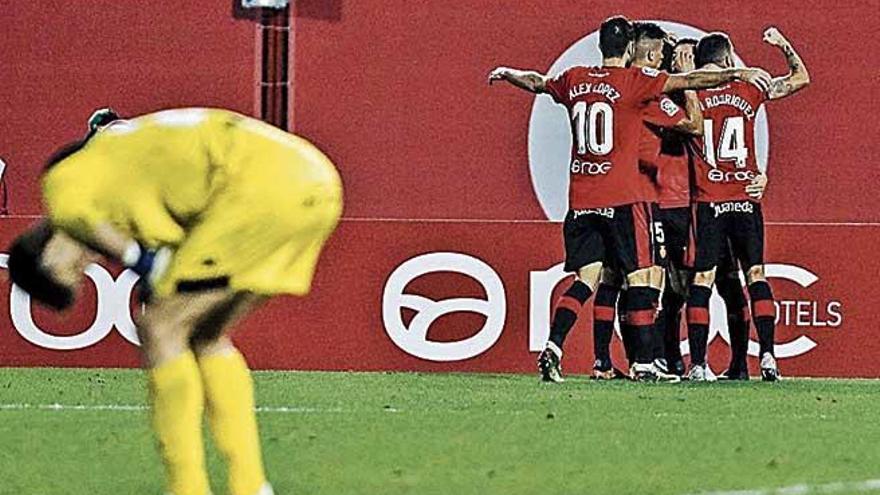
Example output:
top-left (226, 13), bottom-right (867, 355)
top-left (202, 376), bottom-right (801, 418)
top-left (659, 98), bottom-right (679, 117)
top-left (641, 67), bottom-right (661, 78)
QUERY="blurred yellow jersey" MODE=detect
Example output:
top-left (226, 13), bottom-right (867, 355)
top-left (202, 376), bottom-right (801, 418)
top-left (43, 108), bottom-right (343, 297)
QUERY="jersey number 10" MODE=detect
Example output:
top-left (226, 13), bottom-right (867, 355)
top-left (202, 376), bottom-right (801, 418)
top-left (703, 116), bottom-right (748, 168)
top-left (571, 101), bottom-right (613, 156)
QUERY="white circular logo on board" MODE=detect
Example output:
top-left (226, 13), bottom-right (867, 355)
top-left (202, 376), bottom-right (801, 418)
top-left (527, 21), bottom-right (770, 220)
top-left (382, 252), bottom-right (507, 362)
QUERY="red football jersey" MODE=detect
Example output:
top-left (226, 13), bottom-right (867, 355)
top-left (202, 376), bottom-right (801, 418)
top-left (639, 96), bottom-right (686, 203)
top-left (691, 81), bottom-right (767, 202)
top-left (656, 146), bottom-right (691, 209)
top-left (544, 66), bottom-right (670, 209)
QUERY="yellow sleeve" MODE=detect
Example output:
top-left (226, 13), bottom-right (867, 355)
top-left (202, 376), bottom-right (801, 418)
top-left (42, 166), bottom-right (105, 246)
top-left (129, 196), bottom-right (186, 248)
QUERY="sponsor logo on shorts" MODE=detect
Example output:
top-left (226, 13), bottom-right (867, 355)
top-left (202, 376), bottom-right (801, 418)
top-left (712, 200), bottom-right (754, 218)
top-left (570, 160), bottom-right (611, 176)
top-left (572, 208), bottom-right (615, 219)
top-left (707, 168), bottom-right (757, 183)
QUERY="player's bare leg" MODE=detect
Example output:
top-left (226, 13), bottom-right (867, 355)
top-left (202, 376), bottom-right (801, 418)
top-left (191, 292), bottom-right (274, 495)
top-left (137, 289), bottom-right (239, 495)
top-left (539, 261), bottom-right (601, 383)
top-left (745, 265), bottom-right (779, 381)
top-left (685, 268), bottom-right (718, 382)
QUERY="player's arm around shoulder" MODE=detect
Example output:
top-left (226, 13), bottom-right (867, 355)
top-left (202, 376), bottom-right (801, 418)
top-left (663, 66), bottom-right (772, 94)
top-left (487, 66), bottom-right (550, 94)
top-left (762, 27), bottom-right (811, 100)
top-left (666, 49), bottom-right (704, 136)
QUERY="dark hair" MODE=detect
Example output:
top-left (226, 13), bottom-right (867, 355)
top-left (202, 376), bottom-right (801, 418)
top-left (634, 22), bottom-right (667, 43)
top-left (599, 16), bottom-right (635, 59)
top-left (43, 139), bottom-right (89, 173)
top-left (695, 32), bottom-right (733, 68)
top-left (44, 107), bottom-right (121, 173)
top-left (659, 38), bottom-right (676, 72)
top-left (675, 37), bottom-right (699, 49)
top-left (7, 223), bottom-right (74, 310)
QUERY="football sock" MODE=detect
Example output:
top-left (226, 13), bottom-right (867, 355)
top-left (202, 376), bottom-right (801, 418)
top-left (148, 351), bottom-right (210, 495)
top-left (199, 349), bottom-right (267, 495)
top-left (626, 286), bottom-right (661, 364)
top-left (659, 286), bottom-right (685, 363)
top-left (548, 280), bottom-right (592, 348)
top-left (592, 283), bottom-right (619, 363)
top-left (617, 290), bottom-right (638, 365)
top-left (748, 281), bottom-right (776, 357)
top-left (651, 315), bottom-right (666, 362)
top-left (717, 276), bottom-right (750, 370)
top-left (686, 285), bottom-right (713, 366)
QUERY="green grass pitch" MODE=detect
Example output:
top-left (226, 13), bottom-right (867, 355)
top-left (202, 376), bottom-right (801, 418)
top-left (0, 368), bottom-right (878, 495)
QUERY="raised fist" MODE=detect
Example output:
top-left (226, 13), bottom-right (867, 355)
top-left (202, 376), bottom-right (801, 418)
top-left (763, 27), bottom-right (787, 47)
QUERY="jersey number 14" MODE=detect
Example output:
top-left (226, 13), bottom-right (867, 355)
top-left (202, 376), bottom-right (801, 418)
top-left (703, 116), bottom-right (748, 168)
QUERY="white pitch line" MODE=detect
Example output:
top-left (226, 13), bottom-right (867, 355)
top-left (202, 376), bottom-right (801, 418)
top-left (685, 479), bottom-right (880, 495)
top-left (0, 403), bottom-right (400, 414)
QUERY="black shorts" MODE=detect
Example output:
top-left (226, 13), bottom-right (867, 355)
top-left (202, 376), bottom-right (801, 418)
top-left (689, 200), bottom-right (764, 272)
top-left (562, 203), bottom-right (657, 274)
top-left (716, 239), bottom-right (740, 278)
top-left (655, 206), bottom-right (689, 268)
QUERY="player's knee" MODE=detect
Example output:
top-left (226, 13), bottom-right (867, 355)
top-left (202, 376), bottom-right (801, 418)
top-left (652, 265), bottom-right (665, 290)
top-left (692, 268), bottom-right (716, 288)
top-left (627, 266), bottom-right (663, 289)
top-left (625, 267), bottom-right (650, 287)
top-left (192, 335), bottom-right (235, 358)
top-left (575, 262), bottom-right (603, 291)
top-left (137, 312), bottom-right (190, 362)
top-left (600, 267), bottom-right (623, 288)
top-left (745, 264), bottom-right (766, 285)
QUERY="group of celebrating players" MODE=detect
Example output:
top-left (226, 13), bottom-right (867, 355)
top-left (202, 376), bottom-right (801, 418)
top-left (489, 15), bottom-right (810, 382)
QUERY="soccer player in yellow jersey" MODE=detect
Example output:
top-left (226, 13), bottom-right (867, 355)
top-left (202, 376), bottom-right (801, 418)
top-left (8, 107), bottom-right (344, 495)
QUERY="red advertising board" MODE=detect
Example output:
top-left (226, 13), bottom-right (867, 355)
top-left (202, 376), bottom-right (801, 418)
top-left (1, 217), bottom-right (876, 377)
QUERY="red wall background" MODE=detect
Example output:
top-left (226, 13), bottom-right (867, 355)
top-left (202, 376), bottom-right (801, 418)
top-left (1, 1), bottom-right (878, 376)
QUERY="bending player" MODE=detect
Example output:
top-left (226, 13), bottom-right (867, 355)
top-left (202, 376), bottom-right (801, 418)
top-left (8, 108), bottom-right (343, 495)
top-left (685, 27), bottom-right (810, 381)
top-left (489, 15), bottom-right (771, 382)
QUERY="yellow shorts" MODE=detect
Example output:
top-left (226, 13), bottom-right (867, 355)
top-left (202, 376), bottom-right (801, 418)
top-left (152, 144), bottom-right (343, 298)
